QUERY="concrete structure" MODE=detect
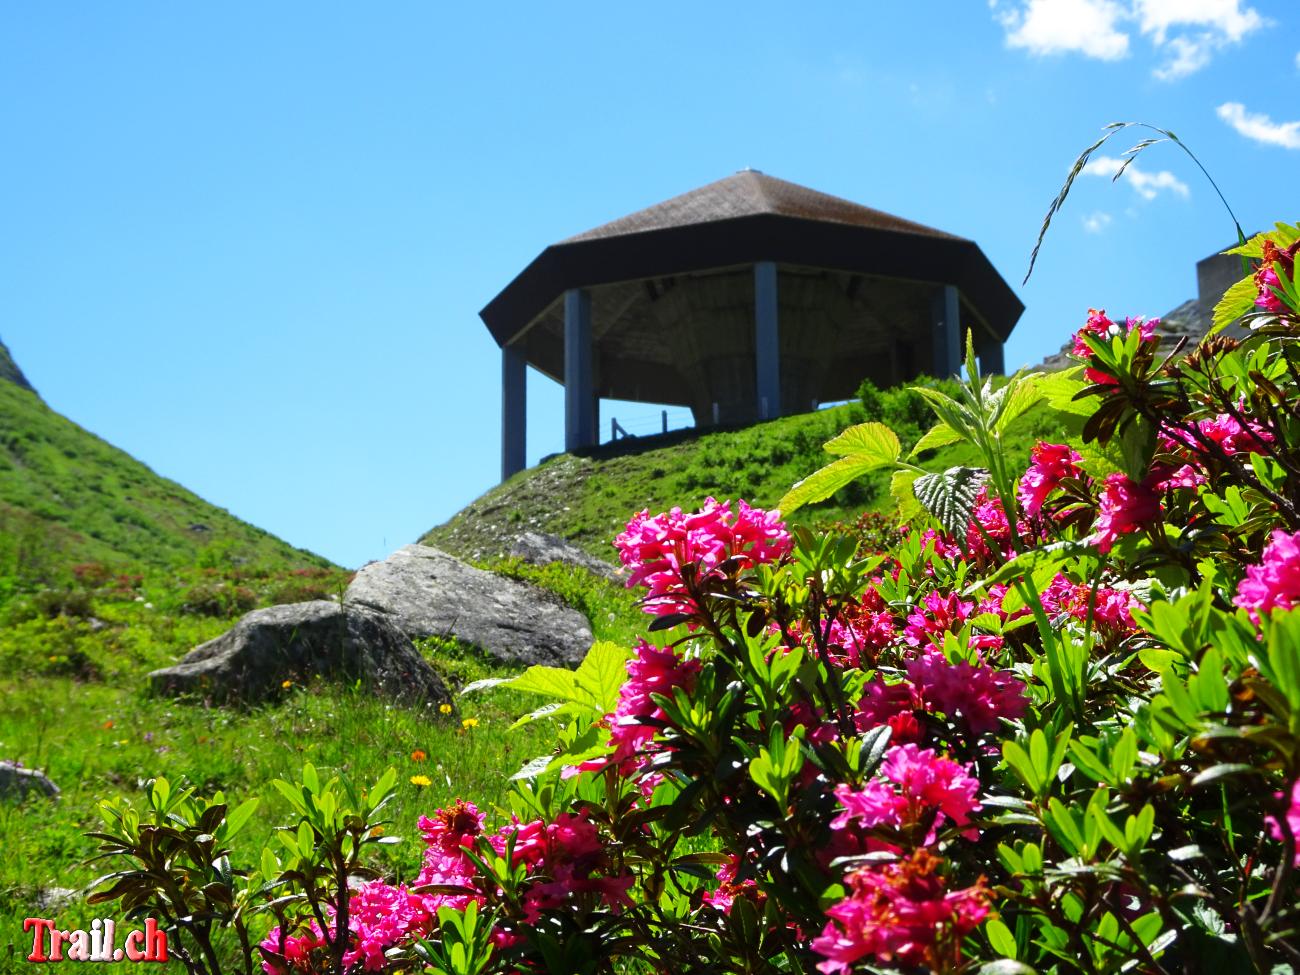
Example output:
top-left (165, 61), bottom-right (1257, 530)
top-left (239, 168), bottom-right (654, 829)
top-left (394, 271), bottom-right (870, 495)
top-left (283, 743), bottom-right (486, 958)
top-left (481, 171), bottom-right (1024, 479)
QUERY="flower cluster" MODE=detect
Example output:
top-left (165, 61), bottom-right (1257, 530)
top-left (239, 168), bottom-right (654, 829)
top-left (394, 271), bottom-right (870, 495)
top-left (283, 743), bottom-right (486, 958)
top-left (811, 850), bottom-right (990, 973)
top-left (592, 638), bottom-right (700, 774)
top-left (1235, 530), bottom-right (1300, 623)
top-left (614, 497), bottom-right (792, 616)
top-left (1071, 308), bottom-right (1157, 385)
top-left (831, 744), bottom-right (982, 846)
top-left (1255, 238), bottom-right (1298, 315)
top-left (1018, 442), bottom-right (1083, 518)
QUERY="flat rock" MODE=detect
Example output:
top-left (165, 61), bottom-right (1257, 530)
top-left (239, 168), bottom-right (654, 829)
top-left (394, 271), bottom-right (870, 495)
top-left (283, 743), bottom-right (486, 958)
top-left (509, 531), bottom-right (622, 583)
top-left (0, 762), bottom-right (59, 801)
top-left (346, 544), bottom-right (592, 667)
top-left (149, 600), bottom-right (451, 707)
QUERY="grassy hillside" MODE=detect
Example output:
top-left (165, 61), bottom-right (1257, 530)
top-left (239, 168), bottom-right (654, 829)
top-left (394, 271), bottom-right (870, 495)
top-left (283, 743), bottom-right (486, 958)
top-left (0, 376), bottom-right (331, 589)
top-left (424, 384), bottom-right (1072, 563)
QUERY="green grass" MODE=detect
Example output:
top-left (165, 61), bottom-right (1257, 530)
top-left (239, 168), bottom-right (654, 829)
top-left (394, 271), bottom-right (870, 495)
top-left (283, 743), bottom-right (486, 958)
top-left (0, 555), bottom-right (643, 973)
top-left (0, 378), bottom-right (331, 590)
top-left (424, 391), bottom-right (1068, 564)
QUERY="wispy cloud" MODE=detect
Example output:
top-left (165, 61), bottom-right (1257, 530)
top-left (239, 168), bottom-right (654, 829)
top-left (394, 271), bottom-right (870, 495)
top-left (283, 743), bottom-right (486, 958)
top-left (1083, 155), bottom-right (1190, 200)
top-left (1082, 211), bottom-right (1113, 233)
top-left (1217, 102), bottom-right (1300, 150)
top-left (990, 0), bottom-right (1266, 79)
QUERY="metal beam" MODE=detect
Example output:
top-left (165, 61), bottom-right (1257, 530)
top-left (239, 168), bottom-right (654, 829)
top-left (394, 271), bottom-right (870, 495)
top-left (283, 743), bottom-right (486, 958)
top-left (930, 284), bottom-right (961, 379)
top-left (501, 345), bottom-right (527, 480)
top-left (755, 261), bottom-right (780, 419)
top-left (564, 288), bottom-right (595, 451)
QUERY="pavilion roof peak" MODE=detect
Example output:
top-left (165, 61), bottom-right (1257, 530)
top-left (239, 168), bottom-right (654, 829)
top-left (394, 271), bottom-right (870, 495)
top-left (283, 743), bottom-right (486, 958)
top-left (562, 170), bottom-right (967, 245)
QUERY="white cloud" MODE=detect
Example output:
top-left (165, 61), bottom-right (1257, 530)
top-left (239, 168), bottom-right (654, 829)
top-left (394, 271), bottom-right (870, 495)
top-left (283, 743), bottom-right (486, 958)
top-left (1152, 36), bottom-right (1214, 80)
top-left (1217, 102), bottom-right (1300, 150)
top-left (994, 0), bottom-right (1130, 59)
top-left (1295, 50), bottom-right (1299, 70)
top-left (1134, 0), bottom-right (1262, 44)
top-left (1082, 211), bottom-right (1114, 233)
top-left (992, 0), bottom-right (1265, 78)
top-left (1083, 155), bottom-right (1191, 200)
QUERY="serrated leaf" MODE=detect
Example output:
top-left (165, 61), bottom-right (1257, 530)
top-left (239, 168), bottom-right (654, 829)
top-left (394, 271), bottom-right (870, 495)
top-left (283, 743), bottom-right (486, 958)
top-left (780, 454), bottom-right (890, 516)
top-left (459, 677), bottom-right (512, 696)
top-left (890, 470), bottom-right (923, 521)
top-left (912, 466), bottom-right (989, 537)
top-left (1210, 273), bottom-right (1257, 334)
top-left (823, 422), bottom-right (902, 461)
top-left (909, 422), bottom-right (964, 458)
top-left (504, 664), bottom-right (582, 703)
top-left (573, 641), bottom-right (633, 712)
top-left (993, 373), bottom-right (1045, 434)
top-left (509, 754), bottom-right (557, 781)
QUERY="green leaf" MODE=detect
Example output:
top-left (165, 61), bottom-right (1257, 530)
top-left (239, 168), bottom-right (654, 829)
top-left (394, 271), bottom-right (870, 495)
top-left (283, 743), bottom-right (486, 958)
top-left (890, 469), bottom-right (924, 521)
top-left (913, 466), bottom-right (990, 537)
top-left (505, 665), bottom-right (582, 703)
top-left (223, 798), bottom-right (260, 841)
top-left (780, 454), bottom-right (891, 515)
top-left (1210, 273), bottom-right (1258, 334)
top-left (986, 917), bottom-right (1019, 958)
top-left (909, 421), bottom-right (964, 458)
top-left (573, 641), bottom-right (633, 713)
top-left (823, 422), bottom-right (902, 461)
top-left (993, 373), bottom-right (1045, 434)
top-left (1037, 368), bottom-right (1094, 418)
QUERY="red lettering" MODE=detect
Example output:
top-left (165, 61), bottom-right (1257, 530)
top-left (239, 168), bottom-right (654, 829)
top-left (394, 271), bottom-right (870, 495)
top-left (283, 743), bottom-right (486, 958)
top-left (145, 918), bottom-right (168, 962)
top-left (49, 929), bottom-right (69, 962)
top-left (24, 918), bottom-right (53, 962)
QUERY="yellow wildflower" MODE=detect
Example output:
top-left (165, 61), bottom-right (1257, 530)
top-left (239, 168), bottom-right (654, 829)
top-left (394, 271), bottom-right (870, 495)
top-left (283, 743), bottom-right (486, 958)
top-left (409, 774), bottom-right (432, 787)
top-left (439, 703), bottom-right (453, 715)
top-left (461, 717), bottom-right (479, 730)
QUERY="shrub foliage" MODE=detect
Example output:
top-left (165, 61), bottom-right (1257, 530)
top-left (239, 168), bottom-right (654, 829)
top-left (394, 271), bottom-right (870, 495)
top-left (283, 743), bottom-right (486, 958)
top-left (87, 223), bottom-right (1300, 973)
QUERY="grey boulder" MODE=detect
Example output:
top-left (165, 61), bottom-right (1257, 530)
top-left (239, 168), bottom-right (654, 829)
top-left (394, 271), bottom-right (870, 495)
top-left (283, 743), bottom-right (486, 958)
top-left (0, 762), bottom-right (59, 801)
top-left (510, 531), bottom-right (622, 583)
top-left (148, 600), bottom-right (451, 707)
top-left (346, 544), bottom-right (592, 667)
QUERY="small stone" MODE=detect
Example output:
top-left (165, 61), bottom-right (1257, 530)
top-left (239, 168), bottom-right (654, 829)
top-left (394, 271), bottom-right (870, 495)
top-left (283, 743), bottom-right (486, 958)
top-left (0, 762), bottom-right (59, 802)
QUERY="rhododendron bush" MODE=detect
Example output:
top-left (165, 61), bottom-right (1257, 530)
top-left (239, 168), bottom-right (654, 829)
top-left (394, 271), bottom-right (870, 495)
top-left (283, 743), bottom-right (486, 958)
top-left (88, 221), bottom-right (1300, 974)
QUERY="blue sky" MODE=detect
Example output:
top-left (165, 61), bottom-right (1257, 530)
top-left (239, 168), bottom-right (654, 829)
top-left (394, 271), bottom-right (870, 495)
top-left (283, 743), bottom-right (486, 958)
top-left (2, 2), bottom-right (1296, 568)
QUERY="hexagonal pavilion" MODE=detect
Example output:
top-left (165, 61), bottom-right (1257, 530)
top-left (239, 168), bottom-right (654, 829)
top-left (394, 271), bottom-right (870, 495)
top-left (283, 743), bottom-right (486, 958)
top-left (482, 171), bottom-right (1023, 479)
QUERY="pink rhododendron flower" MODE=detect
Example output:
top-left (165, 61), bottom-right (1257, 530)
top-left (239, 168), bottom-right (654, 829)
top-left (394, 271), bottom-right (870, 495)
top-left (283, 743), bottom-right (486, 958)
top-left (811, 850), bottom-right (990, 973)
top-left (1071, 309), bottom-right (1158, 385)
top-left (1018, 442), bottom-right (1083, 518)
top-left (1091, 472), bottom-right (1162, 553)
top-left (906, 650), bottom-right (1027, 735)
top-left (1255, 239), bottom-right (1298, 315)
top-left (1267, 779), bottom-right (1300, 866)
top-left (1161, 413), bottom-right (1274, 459)
top-left (904, 591), bottom-right (976, 648)
top-left (832, 744), bottom-right (981, 847)
top-left (1039, 573), bottom-right (1139, 633)
top-left (608, 639), bottom-right (700, 769)
top-left (493, 812), bottom-right (633, 923)
top-left (825, 589), bottom-right (897, 666)
top-left (965, 490), bottom-right (1016, 561)
top-left (1235, 530), bottom-right (1300, 623)
top-left (701, 855), bottom-right (763, 914)
top-left (855, 678), bottom-right (921, 742)
top-left (260, 881), bottom-right (433, 974)
top-left (615, 498), bottom-right (792, 617)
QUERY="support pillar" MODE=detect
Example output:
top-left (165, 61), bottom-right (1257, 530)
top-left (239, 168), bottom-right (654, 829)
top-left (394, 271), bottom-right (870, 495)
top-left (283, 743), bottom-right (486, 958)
top-left (975, 332), bottom-right (1005, 376)
top-left (501, 345), bottom-right (527, 480)
top-left (930, 285), bottom-right (961, 379)
top-left (564, 288), bottom-right (595, 451)
top-left (755, 261), bottom-right (780, 420)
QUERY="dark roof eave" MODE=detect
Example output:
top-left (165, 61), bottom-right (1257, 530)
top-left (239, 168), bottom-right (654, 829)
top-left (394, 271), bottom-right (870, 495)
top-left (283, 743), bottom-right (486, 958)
top-left (480, 213), bottom-right (1024, 346)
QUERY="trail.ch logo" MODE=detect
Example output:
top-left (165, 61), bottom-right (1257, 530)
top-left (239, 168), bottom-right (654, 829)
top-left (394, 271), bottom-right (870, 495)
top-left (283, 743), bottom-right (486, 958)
top-left (23, 917), bottom-right (168, 964)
